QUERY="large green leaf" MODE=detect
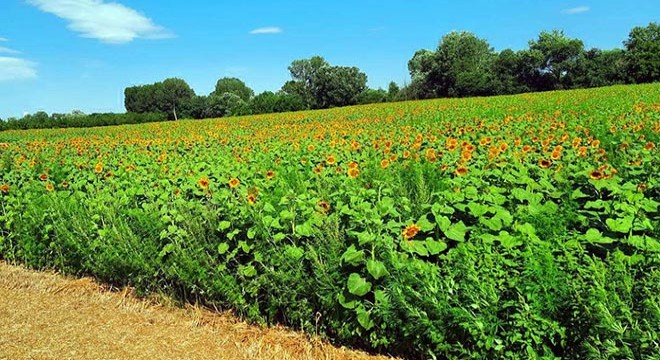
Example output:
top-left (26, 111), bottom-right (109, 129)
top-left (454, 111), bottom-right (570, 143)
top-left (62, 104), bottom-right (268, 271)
top-left (347, 273), bottom-right (372, 297)
top-left (367, 260), bottom-right (389, 280)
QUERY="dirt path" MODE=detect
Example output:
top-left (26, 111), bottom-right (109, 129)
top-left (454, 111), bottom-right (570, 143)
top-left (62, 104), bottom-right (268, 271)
top-left (0, 262), bottom-right (393, 360)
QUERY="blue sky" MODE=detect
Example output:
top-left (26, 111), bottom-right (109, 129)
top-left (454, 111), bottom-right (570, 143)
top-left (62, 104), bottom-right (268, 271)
top-left (0, 0), bottom-right (658, 119)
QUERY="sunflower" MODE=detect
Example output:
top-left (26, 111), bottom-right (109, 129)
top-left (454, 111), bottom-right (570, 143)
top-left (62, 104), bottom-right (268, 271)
top-left (198, 176), bottom-right (210, 190)
top-left (589, 170), bottom-right (604, 180)
top-left (538, 159), bottom-right (552, 169)
top-left (313, 165), bottom-right (324, 175)
top-left (591, 140), bottom-right (601, 149)
top-left (0, 184), bottom-right (9, 194)
top-left (104, 172), bottom-right (114, 179)
top-left (348, 161), bottom-right (358, 169)
top-left (402, 150), bottom-right (411, 159)
top-left (550, 150), bottom-right (562, 160)
top-left (380, 159), bottom-right (390, 169)
top-left (402, 223), bottom-right (421, 240)
top-left (455, 165), bottom-right (468, 176)
top-left (644, 142), bottom-right (656, 150)
top-left (307, 144), bottom-right (315, 152)
top-left (326, 155), bottom-right (337, 165)
top-left (637, 183), bottom-right (647, 192)
top-left (60, 181), bottom-right (69, 188)
top-left (45, 183), bottom-right (55, 192)
top-left (247, 193), bottom-right (257, 205)
top-left (228, 177), bottom-right (240, 188)
top-left (39, 173), bottom-right (49, 182)
top-left (94, 162), bottom-right (104, 174)
top-left (265, 170), bottom-right (276, 180)
top-left (347, 167), bottom-right (360, 179)
top-left (317, 200), bottom-right (331, 213)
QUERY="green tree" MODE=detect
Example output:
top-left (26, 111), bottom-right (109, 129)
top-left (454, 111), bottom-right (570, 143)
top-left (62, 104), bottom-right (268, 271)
top-left (158, 78), bottom-right (195, 120)
top-left (213, 77), bottom-right (254, 102)
top-left (528, 30), bottom-right (584, 89)
top-left (625, 22), bottom-right (660, 83)
top-left (203, 93), bottom-right (247, 118)
top-left (407, 32), bottom-right (496, 98)
top-left (357, 88), bottom-right (389, 104)
top-left (387, 81), bottom-right (400, 101)
top-left (573, 48), bottom-right (628, 88)
top-left (286, 56), bottom-right (330, 108)
top-left (313, 66), bottom-right (368, 108)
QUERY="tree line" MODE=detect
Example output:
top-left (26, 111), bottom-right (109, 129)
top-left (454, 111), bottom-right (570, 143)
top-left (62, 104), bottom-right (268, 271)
top-left (1, 22), bottom-right (659, 130)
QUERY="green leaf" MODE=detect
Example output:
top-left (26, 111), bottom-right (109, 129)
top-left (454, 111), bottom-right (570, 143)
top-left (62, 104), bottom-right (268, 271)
top-left (272, 232), bottom-right (287, 241)
top-left (239, 240), bottom-right (251, 253)
top-left (356, 307), bottom-right (374, 330)
top-left (468, 202), bottom-right (489, 217)
top-left (425, 239), bottom-right (448, 255)
top-left (217, 220), bottom-right (231, 231)
top-left (481, 216), bottom-right (503, 231)
top-left (241, 264), bottom-right (257, 278)
top-left (401, 240), bottom-right (429, 256)
top-left (247, 227), bottom-right (257, 239)
top-left (263, 202), bottom-right (276, 213)
top-left (366, 260), bottom-right (388, 280)
top-left (347, 273), bottom-right (371, 297)
top-left (159, 243), bottom-right (175, 258)
top-left (285, 245), bottom-right (305, 261)
top-left (606, 217), bottom-right (633, 233)
top-left (357, 231), bottom-right (376, 245)
top-left (436, 215), bottom-right (451, 232)
top-left (341, 245), bottom-right (364, 266)
top-left (417, 215), bottom-right (435, 232)
top-left (337, 292), bottom-right (358, 309)
top-left (497, 231), bottom-right (522, 249)
top-left (295, 222), bottom-right (314, 237)
top-left (445, 221), bottom-right (467, 242)
top-left (217, 242), bottom-right (230, 255)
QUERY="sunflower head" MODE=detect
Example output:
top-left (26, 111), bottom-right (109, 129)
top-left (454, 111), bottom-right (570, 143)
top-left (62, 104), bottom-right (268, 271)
top-left (402, 223), bottom-right (421, 240)
top-left (317, 201), bottom-right (331, 213)
top-left (347, 167), bottom-right (360, 179)
top-left (380, 159), bottom-right (390, 169)
top-left (538, 159), bottom-right (552, 169)
top-left (228, 177), bottom-right (240, 188)
top-left (198, 176), bottom-right (210, 190)
top-left (589, 170), bottom-right (604, 180)
top-left (455, 166), bottom-right (468, 176)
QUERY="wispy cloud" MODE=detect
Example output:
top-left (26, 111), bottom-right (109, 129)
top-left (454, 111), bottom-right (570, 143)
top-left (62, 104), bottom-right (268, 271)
top-left (562, 6), bottom-right (590, 14)
top-left (26, 0), bottom-right (173, 44)
top-left (249, 27), bottom-right (283, 35)
top-left (0, 37), bottom-right (7, 42)
top-left (0, 46), bottom-right (20, 54)
top-left (0, 57), bottom-right (37, 81)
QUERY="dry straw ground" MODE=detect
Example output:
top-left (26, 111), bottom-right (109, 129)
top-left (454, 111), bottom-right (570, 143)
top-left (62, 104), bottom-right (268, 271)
top-left (0, 262), bottom-right (395, 360)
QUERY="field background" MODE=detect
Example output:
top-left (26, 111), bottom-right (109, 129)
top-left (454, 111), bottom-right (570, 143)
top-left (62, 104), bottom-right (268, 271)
top-left (1, 84), bottom-right (659, 358)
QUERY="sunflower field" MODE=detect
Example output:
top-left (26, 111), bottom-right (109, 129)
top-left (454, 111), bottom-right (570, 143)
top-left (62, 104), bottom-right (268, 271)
top-left (1, 84), bottom-right (659, 359)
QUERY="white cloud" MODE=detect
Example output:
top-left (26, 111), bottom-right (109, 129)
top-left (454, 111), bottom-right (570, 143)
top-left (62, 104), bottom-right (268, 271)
top-left (0, 57), bottom-right (37, 81)
top-left (0, 46), bottom-right (20, 54)
top-left (562, 6), bottom-right (590, 14)
top-left (249, 27), bottom-right (283, 35)
top-left (0, 37), bottom-right (7, 42)
top-left (27, 0), bottom-right (173, 44)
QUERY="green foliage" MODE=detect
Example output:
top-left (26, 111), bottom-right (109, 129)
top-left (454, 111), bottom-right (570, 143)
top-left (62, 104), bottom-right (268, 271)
top-left (212, 77), bottom-right (254, 102)
top-left (625, 22), bottom-right (660, 83)
top-left (2, 84), bottom-right (659, 358)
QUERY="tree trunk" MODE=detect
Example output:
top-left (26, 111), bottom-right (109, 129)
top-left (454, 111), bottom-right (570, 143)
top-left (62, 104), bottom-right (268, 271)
top-left (173, 104), bottom-right (178, 121)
